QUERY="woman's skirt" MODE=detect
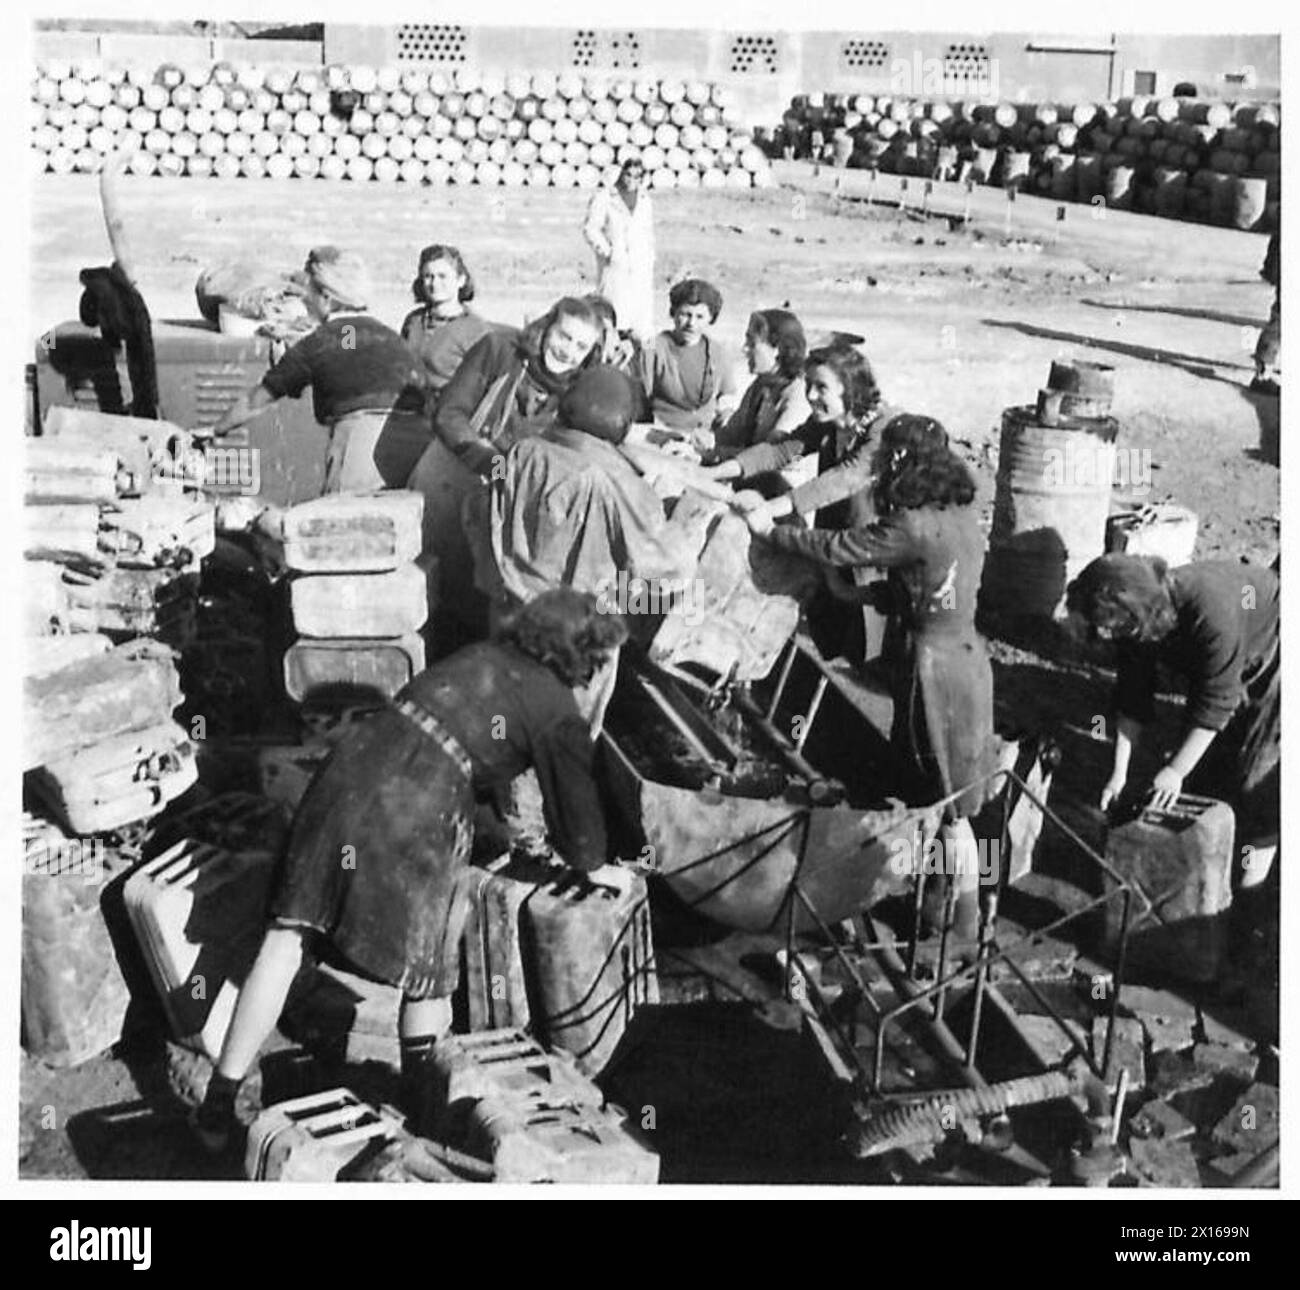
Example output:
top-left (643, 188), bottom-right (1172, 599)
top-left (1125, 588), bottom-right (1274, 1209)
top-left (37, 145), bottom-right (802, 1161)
top-left (891, 631), bottom-right (998, 821)
top-left (269, 704), bottom-right (476, 999)
top-left (324, 408), bottom-right (430, 495)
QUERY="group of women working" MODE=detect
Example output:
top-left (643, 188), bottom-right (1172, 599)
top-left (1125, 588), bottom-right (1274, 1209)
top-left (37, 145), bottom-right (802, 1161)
top-left (193, 234), bottom-right (1279, 1150)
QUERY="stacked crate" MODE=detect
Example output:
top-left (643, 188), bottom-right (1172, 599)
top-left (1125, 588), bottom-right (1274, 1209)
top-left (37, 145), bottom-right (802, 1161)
top-left (280, 491), bottom-right (428, 709)
top-left (30, 58), bottom-right (771, 190)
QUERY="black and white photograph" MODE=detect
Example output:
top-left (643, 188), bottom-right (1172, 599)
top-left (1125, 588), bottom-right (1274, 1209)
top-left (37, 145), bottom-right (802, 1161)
top-left (6, 0), bottom-right (1291, 1225)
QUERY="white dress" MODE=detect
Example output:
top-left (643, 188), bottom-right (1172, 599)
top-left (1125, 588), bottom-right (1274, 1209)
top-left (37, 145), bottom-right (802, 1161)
top-left (582, 186), bottom-right (656, 342)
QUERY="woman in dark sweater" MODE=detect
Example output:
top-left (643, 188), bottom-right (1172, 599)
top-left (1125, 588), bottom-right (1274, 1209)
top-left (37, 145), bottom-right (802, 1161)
top-left (210, 246), bottom-right (429, 494)
top-left (746, 429), bottom-right (999, 939)
top-left (192, 589), bottom-right (627, 1151)
top-left (1067, 554), bottom-right (1280, 889)
top-left (412, 296), bottom-right (603, 647)
top-left (400, 243), bottom-right (494, 406)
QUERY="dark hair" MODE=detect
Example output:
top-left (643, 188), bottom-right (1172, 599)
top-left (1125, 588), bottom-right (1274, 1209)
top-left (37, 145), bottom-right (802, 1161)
top-left (496, 587), bottom-right (629, 687)
top-left (668, 278), bottom-right (723, 323)
top-left (804, 344), bottom-right (882, 422)
top-left (747, 309), bottom-right (807, 380)
top-left (412, 244), bottom-right (475, 305)
top-left (517, 296), bottom-right (603, 368)
top-left (874, 437), bottom-right (976, 512)
top-left (879, 413), bottom-right (949, 456)
top-left (584, 292), bottom-right (618, 332)
top-left (618, 158), bottom-right (644, 180)
top-left (1066, 554), bottom-right (1179, 644)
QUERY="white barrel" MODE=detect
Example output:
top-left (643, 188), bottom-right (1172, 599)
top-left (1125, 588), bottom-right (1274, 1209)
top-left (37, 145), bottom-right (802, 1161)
top-left (629, 121), bottom-right (654, 148)
top-left (451, 159), bottom-right (476, 184)
top-left (171, 83), bottom-right (197, 112)
top-left (524, 162), bottom-right (550, 186)
top-left (280, 131), bottom-right (306, 157)
top-left (568, 96), bottom-right (593, 122)
top-left (374, 156), bottom-right (400, 182)
top-left (631, 78), bottom-right (656, 104)
top-left (701, 166), bottom-right (726, 189)
top-left (171, 131), bottom-right (197, 158)
top-left (362, 91), bottom-right (387, 116)
top-left (308, 89), bottom-right (332, 116)
top-left (660, 79), bottom-right (686, 105)
top-left (180, 62), bottom-right (208, 88)
top-left (224, 85), bottom-right (251, 112)
top-left (346, 154), bottom-right (374, 181)
top-left (439, 136), bottom-right (465, 163)
top-left (265, 108), bottom-right (293, 136)
top-left (669, 100), bottom-right (695, 129)
top-left (156, 151), bottom-right (184, 177)
top-left (86, 125), bottom-right (114, 154)
top-left (127, 104), bottom-right (156, 134)
top-left (387, 90), bottom-right (412, 118)
top-left (318, 111), bottom-right (345, 138)
top-left (385, 133), bottom-right (412, 162)
top-left (473, 159), bottom-right (500, 186)
top-left (531, 71), bottom-right (558, 97)
top-left (157, 104), bottom-right (184, 134)
top-left (185, 153), bottom-right (213, 177)
top-left (307, 132), bottom-right (333, 158)
top-left (413, 134), bottom-right (438, 161)
top-left (376, 66), bottom-right (401, 94)
top-left (141, 83), bottom-right (169, 112)
top-left (400, 69), bottom-right (428, 95)
top-left (666, 146), bottom-right (691, 172)
top-left (601, 163), bottom-right (623, 185)
top-left (450, 115), bottom-right (474, 142)
top-left (564, 140), bottom-right (589, 167)
top-left (60, 122), bottom-right (89, 152)
top-left (362, 132), bottom-right (387, 159)
top-left (539, 139), bottom-right (564, 167)
top-left (248, 130), bottom-right (274, 157)
top-left (237, 107), bottom-right (263, 134)
top-left (575, 163), bottom-right (602, 188)
top-left (194, 83), bottom-right (223, 114)
top-left (504, 117), bottom-right (525, 141)
top-left (553, 116), bottom-right (578, 145)
top-left (740, 146), bottom-right (766, 172)
top-left (73, 102), bottom-right (101, 130)
top-left (48, 146), bottom-right (75, 174)
top-left (240, 152), bottom-right (266, 178)
top-left (430, 114), bottom-right (452, 139)
top-left (604, 120), bottom-right (629, 147)
top-left (477, 115), bottom-right (503, 142)
top-left (484, 136), bottom-right (509, 164)
top-left (679, 123), bottom-right (704, 151)
top-left (349, 108), bottom-right (374, 135)
top-left (617, 98), bottom-right (644, 124)
top-left (321, 153), bottom-right (347, 180)
top-left (402, 114), bottom-right (426, 139)
top-left (212, 107), bottom-right (238, 135)
top-left (324, 64), bottom-right (349, 91)
top-left (399, 157), bottom-right (426, 183)
top-left (505, 73), bottom-right (531, 99)
top-left (59, 77), bottom-right (87, 106)
top-left (577, 118), bottom-right (603, 145)
top-left (615, 143), bottom-right (642, 165)
top-left (692, 146), bottom-right (716, 172)
top-left (198, 131), bottom-right (225, 158)
top-left (99, 102), bottom-right (127, 130)
top-left (609, 78), bottom-right (634, 101)
top-left (124, 148), bottom-right (155, 176)
top-left (213, 152), bottom-right (242, 178)
top-left (31, 123), bottom-right (59, 152)
top-left (686, 80), bottom-right (710, 106)
top-left (115, 82), bottom-right (142, 109)
top-left (716, 147), bottom-right (737, 170)
top-left (527, 117), bottom-right (553, 144)
top-left (33, 75), bottom-right (59, 105)
top-left (641, 143), bottom-right (665, 171)
top-left (45, 102), bottom-right (73, 130)
top-left (462, 91), bottom-right (486, 119)
top-left (84, 78), bottom-right (112, 108)
top-left (225, 131), bottom-right (251, 157)
top-left (726, 167), bottom-right (753, 189)
top-left (375, 111), bottom-right (401, 138)
top-left (654, 122), bottom-right (679, 150)
top-left (557, 70), bottom-right (584, 100)
top-left (251, 88), bottom-right (276, 115)
top-left (465, 138), bottom-right (489, 164)
top-left (651, 167), bottom-right (676, 189)
top-left (427, 72), bottom-right (451, 95)
top-left (185, 107), bottom-right (212, 135)
top-left (513, 137), bottom-right (539, 165)
top-left (294, 110), bottom-right (321, 136)
top-left (676, 168), bottom-right (700, 189)
top-left (501, 159), bottom-right (526, 186)
top-left (549, 162), bottom-right (575, 188)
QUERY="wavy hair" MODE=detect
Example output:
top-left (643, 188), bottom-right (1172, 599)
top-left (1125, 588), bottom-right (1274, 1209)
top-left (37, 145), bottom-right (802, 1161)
top-left (412, 244), bottom-right (475, 305)
top-left (748, 309), bottom-right (807, 380)
top-left (1066, 554), bottom-right (1179, 643)
top-left (496, 587), bottom-right (629, 687)
top-left (873, 432), bottom-right (976, 513)
top-left (805, 344), bottom-right (883, 423)
top-left (516, 296), bottom-right (603, 370)
top-left (668, 278), bottom-right (724, 323)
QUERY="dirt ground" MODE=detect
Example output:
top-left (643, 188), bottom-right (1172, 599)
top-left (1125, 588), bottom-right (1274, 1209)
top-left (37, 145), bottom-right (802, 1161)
top-left (23, 171), bottom-right (1280, 1183)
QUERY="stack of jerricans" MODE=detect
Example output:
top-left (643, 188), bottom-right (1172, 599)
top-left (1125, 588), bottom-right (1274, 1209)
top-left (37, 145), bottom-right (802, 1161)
top-left (22, 409), bottom-right (219, 1070)
top-left (765, 91), bottom-right (1279, 231)
top-left (280, 491), bottom-right (430, 710)
top-left (30, 59), bottom-right (772, 190)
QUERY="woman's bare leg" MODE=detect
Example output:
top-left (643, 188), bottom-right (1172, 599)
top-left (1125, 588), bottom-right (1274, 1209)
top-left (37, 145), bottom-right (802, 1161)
top-left (214, 925), bottom-right (306, 1081)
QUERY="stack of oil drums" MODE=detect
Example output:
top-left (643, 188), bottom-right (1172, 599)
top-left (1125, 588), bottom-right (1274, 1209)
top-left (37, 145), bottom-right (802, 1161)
top-left (764, 92), bottom-right (1279, 230)
top-left (30, 59), bottom-right (772, 189)
top-left (980, 360), bottom-right (1120, 621)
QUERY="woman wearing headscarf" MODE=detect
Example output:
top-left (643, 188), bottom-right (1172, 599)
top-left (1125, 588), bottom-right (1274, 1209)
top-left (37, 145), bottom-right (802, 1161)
top-left (192, 588), bottom-right (627, 1152)
top-left (1066, 553), bottom-right (1280, 893)
top-left (209, 246), bottom-right (429, 495)
top-left (745, 428), bottom-right (999, 941)
top-left (411, 296), bottom-right (603, 648)
top-left (710, 309), bottom-right (811, 457)
top-left (401, 244), bottom-right (494, 405)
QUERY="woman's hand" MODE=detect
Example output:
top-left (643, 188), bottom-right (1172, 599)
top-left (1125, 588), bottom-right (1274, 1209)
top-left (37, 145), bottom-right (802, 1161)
top-left (730, 490), bottom-right (766, 514)
top-left (1148, 766), bottom-right (1185, 812)
top-left (1098, 773), bottom-right (1127, 812)
top-left (745, 504), bottom-right (775, 537)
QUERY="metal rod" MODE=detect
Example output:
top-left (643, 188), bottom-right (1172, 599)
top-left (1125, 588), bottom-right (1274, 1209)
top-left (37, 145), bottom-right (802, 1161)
top-left (966, 891), bottom-right (996, 1069)
top-left (765, 639), bottom-right (798, 721)
top-left (730, 686), bottom-right (828, 784)
top-left (793, 674), bottom-right (830, 753)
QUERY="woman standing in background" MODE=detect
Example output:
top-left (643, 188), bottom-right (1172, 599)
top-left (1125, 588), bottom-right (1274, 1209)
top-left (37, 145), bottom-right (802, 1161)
top-left (582, 159), bottom-right (655, 344)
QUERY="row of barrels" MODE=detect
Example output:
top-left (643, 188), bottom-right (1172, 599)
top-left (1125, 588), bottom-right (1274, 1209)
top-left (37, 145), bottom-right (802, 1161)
top-left (767, 92), bottom-right (1279, 229)
top-left (31, 59), bottom-right (770, 188)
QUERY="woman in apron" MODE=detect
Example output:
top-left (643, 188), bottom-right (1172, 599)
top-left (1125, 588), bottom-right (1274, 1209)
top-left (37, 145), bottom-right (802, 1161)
top-left (192, 588), bottom-right (627, 1152)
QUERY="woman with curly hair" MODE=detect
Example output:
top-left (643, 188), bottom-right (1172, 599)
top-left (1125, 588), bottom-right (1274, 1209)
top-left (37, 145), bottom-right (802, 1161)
top-left (1066, 553), bottom-right (1279, 892)
top-left (191, 588), bottom-right (627, 1152)
top-left (412, 296), bottom-right (604, 647)
top-left (400, 244), bottom-right (494, 404)
top-left (745, 427), bottom-right (999, 940)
